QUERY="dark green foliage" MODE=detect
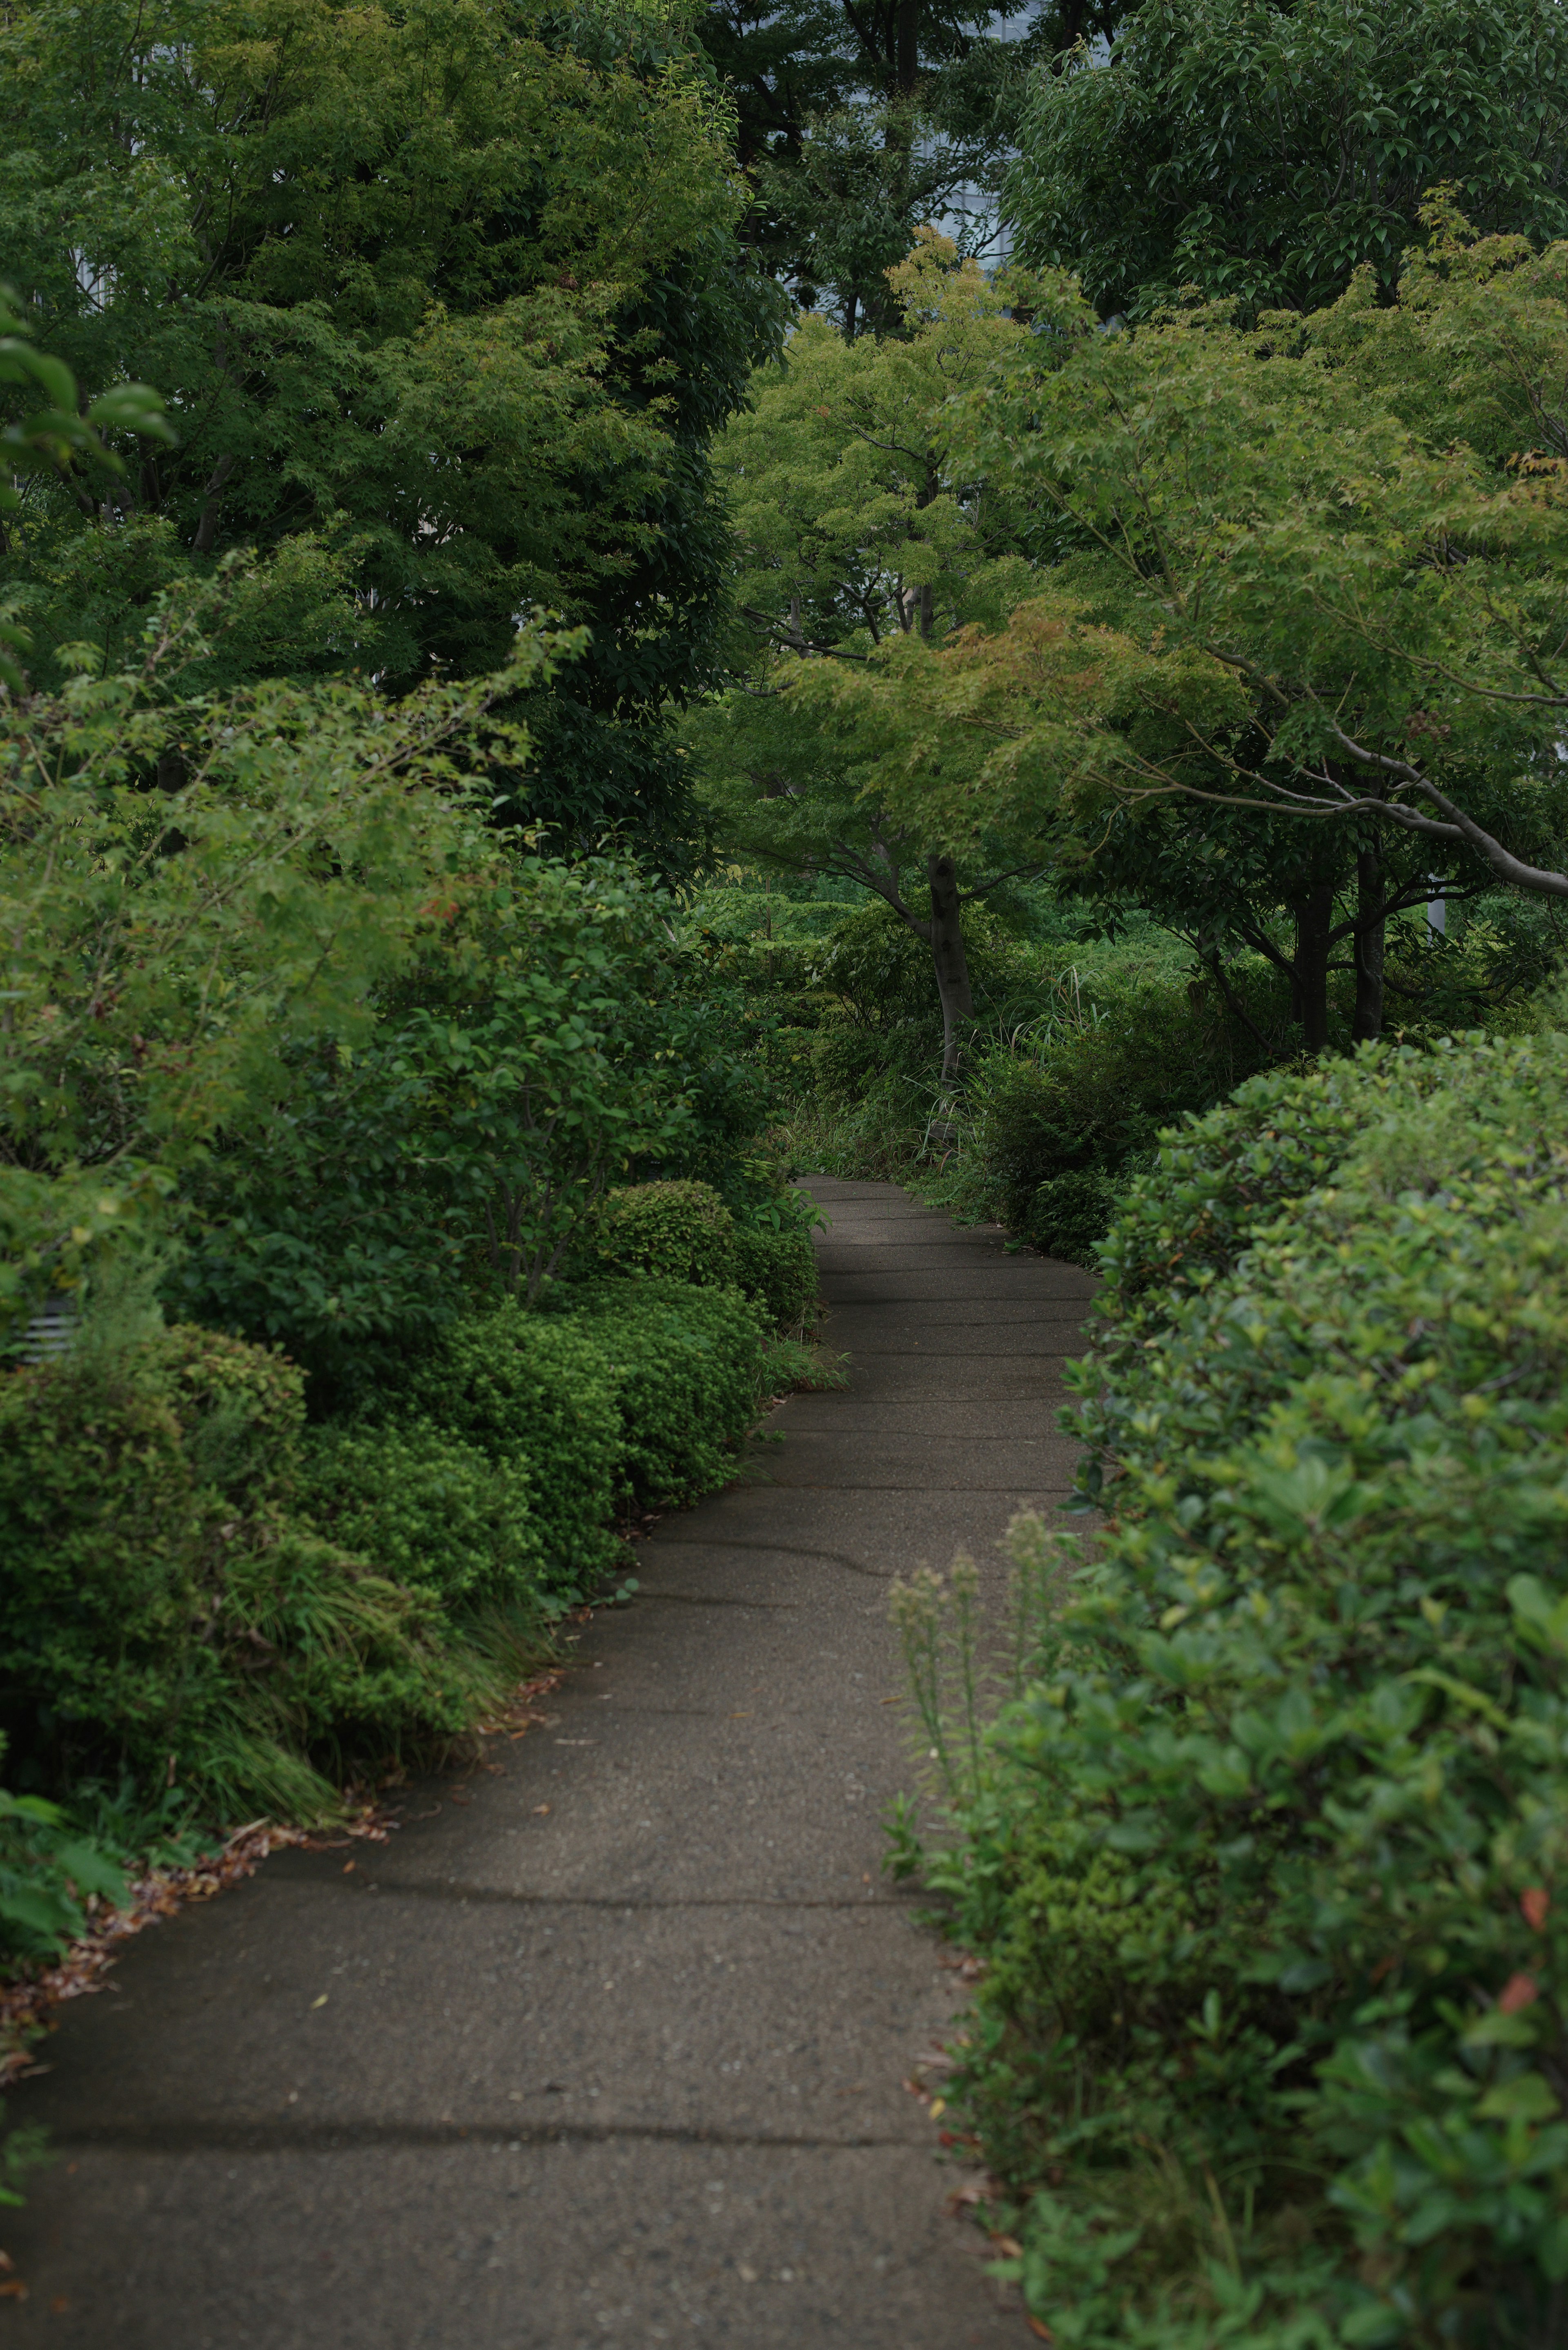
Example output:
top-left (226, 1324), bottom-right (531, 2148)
top-left (0, 1344), bottom-right (212, 1771)
top-left (0, 1316), bottom-right (506, 1816)
top-left (1024, 1167), bottom-right (1124, 1267)
top-left (1009, 0), bottom-right (1568, 323)
top-left (902, 1032), bottom-right (1568, 2345)
top-left (561, 1278), bottom-right (768, 1508)
top-left (399, 1308), bottom-right (624, 1595)
top-left (576, 1175), bottom-right (818, 1329)
top-left (0, 1747), bottom-right (127, 1964)
top-left (732, 1226), bottom-right (819, 1331)
top-left (296, 1421), bottom-right (542, 1619)
top-left (577, 1180), bottom-right (738, 1286)
top-left (1, 0), bottom-right (784, 841)
top-left (962, 968), bottom-right (1288, 1231)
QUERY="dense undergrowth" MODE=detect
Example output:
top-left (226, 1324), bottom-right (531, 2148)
top-left (689, 877), bottom-right (1559, 1264)
top-left (891, 1032), bottom-right (1568, 2348)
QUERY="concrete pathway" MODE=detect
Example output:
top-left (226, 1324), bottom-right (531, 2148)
top-left (3, 1179), bottom-right (1095, 2348)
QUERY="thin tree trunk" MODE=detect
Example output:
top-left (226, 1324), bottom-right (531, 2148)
top-left (192, 452), bottom-right (235, 555)
top-left (1352, 845), bottom-right (1385, 1043)
top-left (1293, 883), bottom-right (1334, 1052)
top-left (927, 852), bottom-right (974, 1088)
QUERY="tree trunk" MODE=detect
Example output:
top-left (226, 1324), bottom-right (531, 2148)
top-left (895, 0), bottom-right (919, 94)
top-left (927, 852), bottom-right (974, 1088)
top-left (192, 451), bottom-right (235, 556)
top-left (1293, 883), bottom-right (1333, 1052)
top-left (1352, 845), bottom-right (1385, 1044)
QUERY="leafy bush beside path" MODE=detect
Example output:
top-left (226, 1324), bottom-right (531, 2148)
top-left (898, 1034), bottom-right (1568, 2348)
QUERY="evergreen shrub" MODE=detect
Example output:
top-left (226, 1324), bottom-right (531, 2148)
top-left (578, 1180), bottom-right (737, 1286)
top-left (400, 1307), bottom-right (624, 1591)
top-left (732, 1224), bottom-right (819, 1330)
top-left (0, 1319), bottom-right (504, 1816)
top-left (296, 1420), bottom-right (542, 1616)
top-left (902, 1034), bottom-right (1568, 2348)
top-left (963, 971), bottom-right (1284, 1233)
top-left (561, 1276), bottom-right (767, 1505)
top-left (1024, 1166), bottom-right (1125, 1267)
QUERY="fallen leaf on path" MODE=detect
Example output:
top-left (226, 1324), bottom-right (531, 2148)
top-left (532, 1804), bottom-right (551, 1817)
top-left (0, 2281), bottom-right (27, 2300)
top-left (993, 2236), bottom-right (1023, 2259)
top-left (310, 1995), bottom-right (328, 2010)
top-left (1027, 2319), bottom-right (1053, 2341)
top-left (1, 1806), bottom-right (393, 2088)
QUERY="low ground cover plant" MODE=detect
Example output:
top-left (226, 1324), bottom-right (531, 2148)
top-left (894, 1032), bottom-right (1568, 2348)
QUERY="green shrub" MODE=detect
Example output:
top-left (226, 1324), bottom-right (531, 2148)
top-left (575, 1176), bottom-right (818, 1331)
top-left (296, 1420), bottom-right (542, 1617)
top-left (576, 1179), bottom-right (738, 1286)
top-left (1024, 1166), bottom-right (1125, 1266)
top-left (560, 1276), bottom-right (767, 1505)
top-left (400, 1306), bottom-right (624, 1592)
top-left (732, 1224), bottom-right (819, 1330)
top-left (899, 1034), bottom-right (1568, 2349)
top-left (961, 968), bottom-right (1288, 1229)
top-left (0, 1343), bottom-right (213, 1772)
top-left (0, 1316), bottom-right (508, 1818)
top-left (0, 1744), bottom-right (127, 1964)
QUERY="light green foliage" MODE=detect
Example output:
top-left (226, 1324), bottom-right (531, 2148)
top-left (691, 234), bottom-right (1036, 906)
top-left (1008, 0), bottom-right (1568, 321)
top-left (296, 1421), bottom-right (542, 1619)
top-left (559, 1276), bottom-right (768, 1507)
top-left (0, 604), bottom-right (555, 1335)
top-left (399, 1308), bottom-right (626, 1594)
top-left (863, 216), bottom-right (1568, 916)
top-left (578, 1180), bottom-right (739, 1287)
top-left (899, 1032), bottom-right (1568, 2344)
top-left (0, 604), bottom-right (757, 1375)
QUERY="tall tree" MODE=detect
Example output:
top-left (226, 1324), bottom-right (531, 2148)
top-left (699, 0), bottom-right (1129, 333)
top-left (1007, 0), bottom-right (1568, 321)
top-left (0, 0), bottom-right (786, 855)
top-left (690, 235), bottom-right (1038, 1080)
top-left (814, 216), bottom-right (1568, 1050)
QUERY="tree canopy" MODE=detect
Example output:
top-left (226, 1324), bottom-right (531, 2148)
top-left (0, 0), bottom-right (786, 852)
top-left (1008, 0), bottom-right (1568, 321)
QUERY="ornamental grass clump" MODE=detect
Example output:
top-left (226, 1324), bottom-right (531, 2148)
top-left (897, 1034), bottom-right (1568, 2349)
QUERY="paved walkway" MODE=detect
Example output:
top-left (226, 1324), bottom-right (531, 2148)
top-left (4, 1179), bottom-right (1095, 2348)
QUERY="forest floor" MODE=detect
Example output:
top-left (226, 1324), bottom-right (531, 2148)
top-left (2, 1178), bottom-right (1096, 2348)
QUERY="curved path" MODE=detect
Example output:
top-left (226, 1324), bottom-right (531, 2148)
top-left (6, 1179), bottom-right (1095, 2348)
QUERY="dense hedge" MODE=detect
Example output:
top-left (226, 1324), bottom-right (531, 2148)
top-left (0, 1227), bottom-right (786, 1835)
top-left (397, 1307), bottom-right (626, 1594)
top-left (906, 1034), bottom-right (1568, 2348)
top-left (559, 1276), bottom-right (768, 1505)
top-left (0, 1320), bottom-right (497, 1823)
top-left (578, 1177), bottom-right (819, 1330)
top-left (296, 1420), bottom-right (542, 1614)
